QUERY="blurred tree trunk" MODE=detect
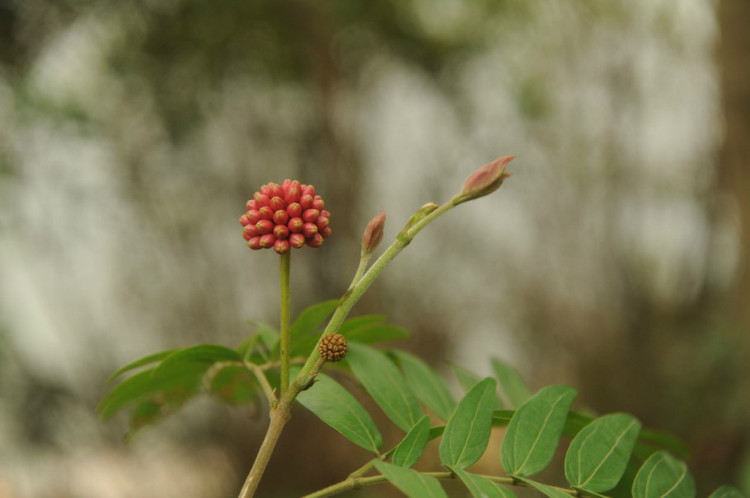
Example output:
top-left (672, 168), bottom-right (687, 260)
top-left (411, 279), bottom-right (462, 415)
top-left (718, 0), bottom-right (750, 341)
top-left (699, 0), bottom-right (750, 489)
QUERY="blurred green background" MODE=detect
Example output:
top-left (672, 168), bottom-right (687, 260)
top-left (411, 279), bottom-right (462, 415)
top-left (1, 0), bottom-right (748, 497)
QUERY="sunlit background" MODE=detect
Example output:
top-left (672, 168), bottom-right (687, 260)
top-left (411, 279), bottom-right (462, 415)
top-left (1, 1), bottom-right (749, 497)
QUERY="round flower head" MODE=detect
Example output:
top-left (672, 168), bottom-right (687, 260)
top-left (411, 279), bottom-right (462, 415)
top-left (240, 180), bottom-right (331, 254)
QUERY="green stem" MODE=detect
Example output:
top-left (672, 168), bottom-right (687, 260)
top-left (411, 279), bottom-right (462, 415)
top-left (237, 406), bottom-right (291, 498)
top-left (301, 475), bottom-right (387, 498)
top-left (302, 471), bottom-right (578, 498)
top-left (279, 251), bottom-right (291, 395)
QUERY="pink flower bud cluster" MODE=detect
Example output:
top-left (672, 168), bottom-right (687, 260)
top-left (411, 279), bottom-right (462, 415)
top-left (240, 180), bottom-right (331, 254)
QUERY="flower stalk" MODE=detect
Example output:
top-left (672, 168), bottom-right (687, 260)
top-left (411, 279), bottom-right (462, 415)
top-left (279, 251), bottom-right (291, 395)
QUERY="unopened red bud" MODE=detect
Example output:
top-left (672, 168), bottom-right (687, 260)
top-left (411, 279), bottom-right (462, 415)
top-left (259, 233), bottom-right (276, 248)
top-left (274, 239), bottom-right (290, 254)
top-left (243, 224), bottom-right (258, 240)
top-left (285, 180), bottom-right (301, 195)
top-left (254, 192), bottom-right (270, 207)
top-left (246, 199), bottom-right (256, 211)
top-left (289, 233), bottom-right (305, 248)
top-left (320, 226), bottom-right (332, 238)
top-left (288, 217), bottom-right (304, 233)
top-left (316, 215), bottom-right (329, 230)
top-left (260, 184), bottom-right (273, 196)
top-left (285, 187), bottom-right (301, 204)
top-left (312, 196), bottom-right (325, 210)
top-left (301, 185), bottom-right (315, 197)
top-left (321, 210), bottom-right (330, 218)
top-left (273, 210), bottom-right (289, 225)
top-left (287, 202), bottom-right (302, 218)
top-left (247, 209), bottom-right (261, 224)
top-left (239, 214), bottom-right (251, 226)
top-left (269, 183), bottom-right (284, 198)
top-left (248, 236), bottom-right (262, 250)
top-left (270, 196), bottom-right (285, 211)
top-left (307, 232), bottom-right (324, 247)
top-left (303, 222), bottom-right (318, 238)
top-left (273, 224), bottom-right (289, 240)
top-left (256, 219), bottom-right (273, 235)
top-left (300, 194), bottom-right (313, 210)
top-left (457, 155), bottom-right (514, 204)
top-left (362, 208), bottom-right (386, 253)
top-left (302, 209), bottom-right (320, 223)
top-left (259, 206), bottom-right (274, 220)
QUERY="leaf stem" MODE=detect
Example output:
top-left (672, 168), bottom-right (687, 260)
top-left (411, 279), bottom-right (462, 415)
top-left (300, 475), bottom-right (388, 498)
top-left (301, 470), bottom-right (581, 498)
top-left (279, 252), bottom-right (291, 395)
top-left (243, 360), bottom-right (277, 405)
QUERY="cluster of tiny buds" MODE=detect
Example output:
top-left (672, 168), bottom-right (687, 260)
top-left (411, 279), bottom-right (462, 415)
top-left (240, 180), bottom-right (331, 254)
top-left (319, 333), bottom-right (348, 362)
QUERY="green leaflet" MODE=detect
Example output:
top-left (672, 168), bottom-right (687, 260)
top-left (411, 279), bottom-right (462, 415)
top-left (295, 369), bottom-right (382, 454)
top-left (439, 377), bottom-right (497, 469)
top-left (708, 486), bottom-right (746, 498)
top-left (346, 322), bottom-right (409, 344)
top-left (565, 413), bottom-right (642, 493)
top-left (392, 415), bottom-right (431, 467)
top-left (491, 358), bottom-right (531, 408)
top-left (106, 349), bottom-right (178, 382)
top-left (454, 364), bottom-right (504, 410)
top-left (346, 343), bottom-right (422, 431)
top-left (501, 385), bottom-right (577, 477)
top-left (374, 461), bottom-right (448, 498)
top-left (632, 451), bottom-right (695, 498)
top-left (339, 314), bottom-right (385, 335)
top-left (288, 299), bottom-right (339, 356)
top-left (453, 468), bottom-right (517, 498)
top-left (237, 322), bottom-right (279, 362)
top-left (154, 344), bottom-right (241, 374)
top-left (393, 350), bottom-right (456, 421)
